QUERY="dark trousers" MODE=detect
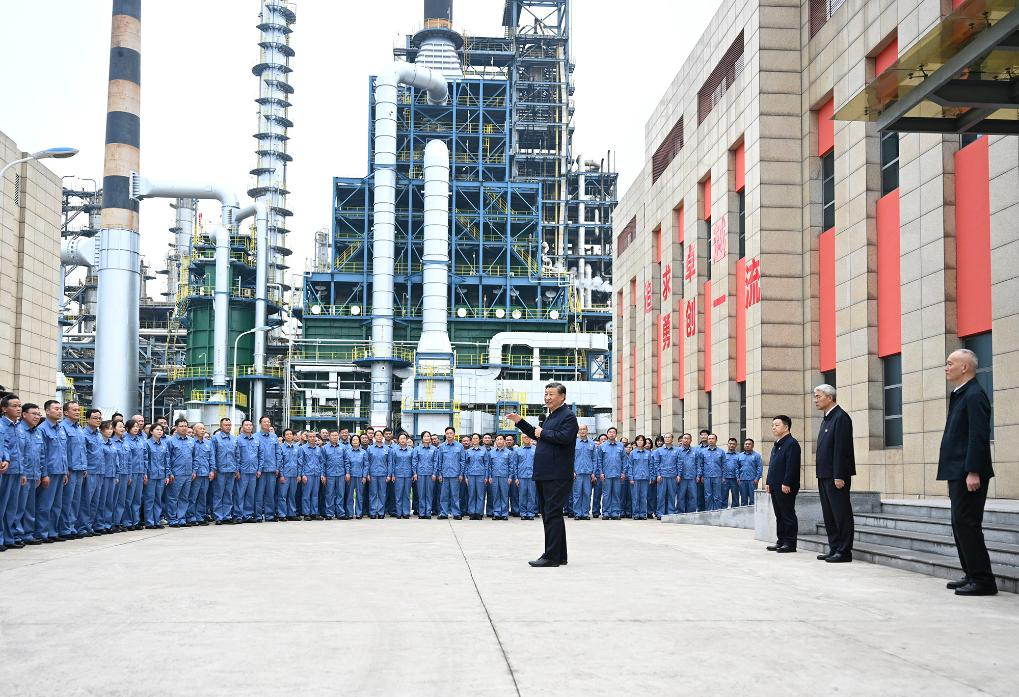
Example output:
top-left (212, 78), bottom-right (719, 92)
top-left (771, 489), bottom-right (798, 548)
top-left (948, 478), bottom-right (996, 587)
top-left (818, 477), bottom-right (854, 554)
top-left (536, 478), bottom-right (570, 563)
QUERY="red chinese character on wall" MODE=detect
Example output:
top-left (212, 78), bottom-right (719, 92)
top-left (711, 215), bottom-right (728, 263)
top-left (661, 263), bottom-right (672, 301)
top-left (744, 256), bottom-right (761, 308)
top-left (644, 280), bottom-right (653, 314)
top-left (684, 298), bottom-right (697, 337)
top-left (684, 243), bottom-right (696, 282)
top-left (660, 313), bottom-right (671, 350)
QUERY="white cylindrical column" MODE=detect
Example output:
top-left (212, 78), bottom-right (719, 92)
top-left (213, 226), bottom-right (230, 388)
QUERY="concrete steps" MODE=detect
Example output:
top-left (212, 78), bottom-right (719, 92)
top-left (802, 498), bottom-right (1019, 594)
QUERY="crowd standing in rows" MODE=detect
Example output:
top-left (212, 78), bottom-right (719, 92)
top-left (0, 392), bottom-right (764, 550)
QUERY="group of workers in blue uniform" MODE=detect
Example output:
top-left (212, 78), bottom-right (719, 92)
top-left (0, 389), bottom-right (766, 551)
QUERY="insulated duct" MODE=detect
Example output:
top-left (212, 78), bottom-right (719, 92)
top-left (370, 62), bottom-right (448, 428)
top-left (413, 0), bottom-right (464, 80)
top-left (464, 331), bottom-right (610, 380)
top-left (417, 140), bottom-right (452, 357)
top-left (237, 202), bottom-right (269, 417)
top-left (95, 0), bottom-right (142, 416)
top-left (213, 226), bottom-right (231, 387)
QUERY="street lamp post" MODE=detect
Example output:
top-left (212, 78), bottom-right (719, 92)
top-left (232, 325), bottom-right (271, 420)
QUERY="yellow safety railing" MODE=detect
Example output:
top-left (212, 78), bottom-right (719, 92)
top-left (352, 346), bottom-right (416, 363)
top-left (189, 388), bottom-right (248, 409)
top-left (169, 365), bottom-right (283, 381)
top-left (333, 242), bottom-right (362, 268)
top-left (401, 399), bottom-right (460, 413)
top-left (289, 404), bottom-right (369, 418)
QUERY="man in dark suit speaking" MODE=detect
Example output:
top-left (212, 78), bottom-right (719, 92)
top-left (812, 384), bottom-right (856, 563)
top-left (506, 382), bottom-right (578, 568)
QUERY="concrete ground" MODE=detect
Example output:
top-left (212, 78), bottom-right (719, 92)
top-left (1, 518), bottom-right (1017, 697)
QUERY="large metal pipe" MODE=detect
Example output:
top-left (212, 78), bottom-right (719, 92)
top-left (95, 0), bottom-right (142, 416)
top-left (370, 62), bottom-right (448, 428)
top-left (237, 202), bottom-right (269, 417)
top-left (213, 226), bottom-right (231, 388)
top-left (417, 140), bottom-right (452, 356)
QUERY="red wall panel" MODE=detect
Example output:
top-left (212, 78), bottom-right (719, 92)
top-left (736, 257), bottom-right (747, 381)
top-left (817, 98), bottom-right (834, 156)
top-left (875, 36), bottom-right (899, 75)
top-left (955, 136), bottom-right (992, 338)
top-left (655, 319), bottom-right (662, 407)
top-left (704, 281), bottom-right (712, 392)
top-left (632, 347), bottom-right (637, 418)
top-left (877, 190), bottom-right (902, 357)
top-left (734, 142), bottom-right (745, 192)
top-left (819, 228), bottom-right (837, 372)
top-left (677, 309), bottom-right (685, 399)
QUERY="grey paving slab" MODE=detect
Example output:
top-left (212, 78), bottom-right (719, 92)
top-left (1, 518), bottom-right (1017, 697)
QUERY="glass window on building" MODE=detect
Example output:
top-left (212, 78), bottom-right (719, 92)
top-left (960, 133), bottom-right (981, 148)
top-left (883, 353), bottom-right (903, 447)
top-left (963, 331), bottom-right (994, 440)
top-left (737, 189), bottom-right (746, 259)
top-left (880, 131), bottom-right (898, 196)
top-left (821, 151), bottom-right (835, 231)
top-left (739, 381), bottom-right (747, 444)
top-left (822, 369), bottom-right (836, 389)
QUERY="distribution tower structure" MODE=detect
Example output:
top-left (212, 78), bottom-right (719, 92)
top-left (297, 0), bottom-right (618, 434)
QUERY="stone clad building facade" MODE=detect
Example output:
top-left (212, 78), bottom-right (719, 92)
top-left (0, 129), bottom-right (62, 405)
top-left (613, 0), bottom-right (1019, 498)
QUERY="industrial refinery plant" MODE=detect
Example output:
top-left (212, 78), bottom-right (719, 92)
top-left (55, 0), bottom-right (617, 432)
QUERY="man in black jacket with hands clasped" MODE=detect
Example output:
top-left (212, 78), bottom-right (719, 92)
top-left (765, 415), bottom-right (800, 553)
top-left (813, 384), bottom-right (856, 563)
top-left (507, 382), bottom-right (579, 568)
top-left (940, 349), bottom-right (997, 596)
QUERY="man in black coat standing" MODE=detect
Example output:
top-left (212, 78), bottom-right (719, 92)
top-left (813, 384), bottom-right (856, 563)
top-left (765, 415), bottom-right (800, 553)
top-left (507, 382), bottom-right (578, 568)
top-left (939, 349), bottom-right (997, 596)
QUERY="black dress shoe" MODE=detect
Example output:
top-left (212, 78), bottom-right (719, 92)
top-left (766, 544), bottom-right (781, 551)
top-left (0, 545), bottom-right (6, 552)
top-left (776, 545), bottom-right (797, 553)
top-left (528, 558), bottom-right (560, 567)
top-left (453, 515), bottom-right (462, 520)
top-left (955, 582), bottom-right (998, 596)
top-left (946, 577), bottom-right (970, 590)
top-left (817, 552), bottom-right (832, 560)
top-left (11, 541), bottom-right (25, 548)
top-left (25, 539), bottom-right (43, 545)
top-left (825, 552), bottom-right (852, 563)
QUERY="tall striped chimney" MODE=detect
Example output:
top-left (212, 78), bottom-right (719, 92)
top-left (94, 0), bottom-right (142, 415)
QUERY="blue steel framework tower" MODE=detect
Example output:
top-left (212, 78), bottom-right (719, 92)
top-left (297, 0), bottom-right (617, 432)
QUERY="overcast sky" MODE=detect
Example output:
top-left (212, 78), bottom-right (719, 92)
top-left (2, 0), bottom-right (723, 297)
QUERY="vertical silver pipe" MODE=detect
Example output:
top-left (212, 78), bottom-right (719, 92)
top-left (213, 226), bottom-right (230, 387)
top-left (95, 0), bottom-right (141, 415)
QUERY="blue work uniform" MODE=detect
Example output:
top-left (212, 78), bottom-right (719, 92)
top-left (365, 443), bottom-right (393, 518)
top-left (98, 435), bottom-right (119, 531)
top-left (626, 449), bottom-right (653, 519)
top-left (697, 446), bottom-right (725, 511)
top-left (489, 447), bottom-right (513, 519)
top-left (721, 450), bottom-right (741, 508)
top-left (696, 443), bottom-right (709, 511)
top-left (512, 444), bottom-right (537, 519)
top-left (81, 425), bottom-right (105, 534)
top-left (463, 446), bottom-right (490, 517)
top-left (111, 435), bottom-right (132, 529)
top-left (60, 416), bottom-right (88, 537)
top-left (412, 444), bottom-right (438, 517)
top-left (652, 445), bottom-right (680, 518)
top-left (321, 442), bottom-right (349, 519)
top-left (35, 419), bottom-right (68, 541)
top-left (16, 421), bottom-right (44, 542)
top-left (344, 446), bottom-right (368, 517)
top-left (572, 437), bottom-right (596, 518)
top-left (436, 441), bottom-right (465, 518)
top-left (235, 434), bottom-right (261, 521)
top-left (391, 446), bottom-right (415, 518)
top-left (299, 444), bottom-right (323, 518)
top-left (1, 416), bottom-right (26, 546)
top-left (255, 430), bottom-right (280, 521)
top-left (211, 432), bottom-right (238, 522)
top-left (165, 434), bottom-right (195, 526)
top-left (595, 440), bottom-right (626, 519)
top-left (123, 433), bottom-right (146, 527)
top-left (676, 446), bottom-right (699, 513)
top-left (737, 449), bottom-right (764, 506)
top-left (143, 438), bottom-right (169, 527)
top-left (276, 441), bottom-right (302, 519)
top-left (189, 436), bottom-right (215, 523)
